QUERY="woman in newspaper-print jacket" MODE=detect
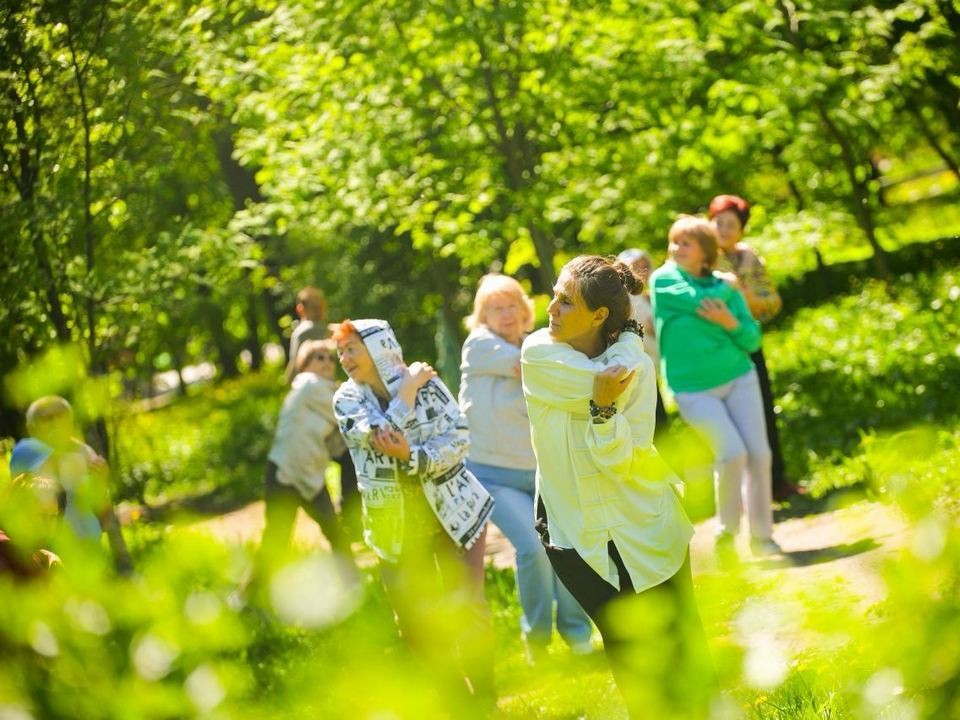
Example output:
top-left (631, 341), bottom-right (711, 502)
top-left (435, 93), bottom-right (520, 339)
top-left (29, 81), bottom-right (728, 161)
top-left (332, 318), bottom-right (496, 708)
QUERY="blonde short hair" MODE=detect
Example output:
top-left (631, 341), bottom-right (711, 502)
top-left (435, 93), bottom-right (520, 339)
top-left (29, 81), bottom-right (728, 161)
top-left (668, 215), bottom-right (719, 275)
top-left (296, 339), bottom-right (337, 373)
top-left (25, 396), bottom-right (73, 431)
top-left (465, 274), bottom-right (535, 333)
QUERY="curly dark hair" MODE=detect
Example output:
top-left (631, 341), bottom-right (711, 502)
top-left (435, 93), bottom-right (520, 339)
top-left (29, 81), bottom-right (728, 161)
top-left (564, 255), bottom-right (643, 346)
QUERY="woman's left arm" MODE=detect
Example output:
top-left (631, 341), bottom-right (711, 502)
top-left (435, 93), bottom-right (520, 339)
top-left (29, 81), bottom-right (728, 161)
top-left (522, 331), bottom-right (647, 412)
top-left (723, 289), bottom-right (763, 353)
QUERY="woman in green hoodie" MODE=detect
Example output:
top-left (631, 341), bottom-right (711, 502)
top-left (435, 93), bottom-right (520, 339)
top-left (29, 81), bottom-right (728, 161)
top-left (650, 216), bottom-right (781, 560)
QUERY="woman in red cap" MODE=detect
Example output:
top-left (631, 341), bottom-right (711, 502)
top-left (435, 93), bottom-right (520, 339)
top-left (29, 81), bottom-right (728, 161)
top-left (708, 194), bottom-right (800, 500)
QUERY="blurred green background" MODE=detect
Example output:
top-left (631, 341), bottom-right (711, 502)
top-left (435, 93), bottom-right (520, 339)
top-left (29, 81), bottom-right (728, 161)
top-left (3, 0), bottom-right (960, 717)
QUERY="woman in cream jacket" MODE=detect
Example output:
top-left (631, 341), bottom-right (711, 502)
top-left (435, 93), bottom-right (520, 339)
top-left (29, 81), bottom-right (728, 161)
top-left (522, 255), bottom-right (711, 718)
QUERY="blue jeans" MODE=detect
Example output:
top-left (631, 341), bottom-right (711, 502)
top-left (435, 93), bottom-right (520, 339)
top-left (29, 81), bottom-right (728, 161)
top-left (467, 461), bottom-right (592, 646)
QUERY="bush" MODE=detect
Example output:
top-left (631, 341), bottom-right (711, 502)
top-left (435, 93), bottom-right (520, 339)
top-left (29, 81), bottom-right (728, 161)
top-left (766, 266), bottom-right (960, 493)
top-left (112, 372), bottom-right (286, 508)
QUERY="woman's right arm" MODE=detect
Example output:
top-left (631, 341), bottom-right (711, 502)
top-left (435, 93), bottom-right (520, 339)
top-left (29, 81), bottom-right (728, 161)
top-left (584, 359), bottom-right (677, 482)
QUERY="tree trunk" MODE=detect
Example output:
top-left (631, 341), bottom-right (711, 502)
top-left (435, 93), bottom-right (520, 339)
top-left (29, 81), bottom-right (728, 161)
top-left (214, 126), bottom-right (282, 366)
top-left (429, 259), bottom-right (466, 393)
top-left (197, 282), bottom-right (239, 378)
top-left (771, 145), bottom-right (806, 211)
top-left (817, 106), bottom-right (889, 278)
top-left (243, 279), bottom-right (263, 370)
top-left (8, 78), bottom-right (72, 342)
top-left (910, 105), bottom-right (960, 184)
top-left (529, 225), bottom-right (557, 291)
top-left (813, 246), bottom-right (831, 296)
top-left (469, 25), bottom-right (556, 288)
top-left (66, 12), bottom-right (100, 370)
top-left (65, 4), bottom-right (134, 574)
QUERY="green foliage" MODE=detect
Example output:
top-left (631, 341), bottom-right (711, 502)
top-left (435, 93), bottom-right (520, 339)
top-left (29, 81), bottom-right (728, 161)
top-left (0, 528), bottom-right (252, 719)
top-left (3, 1), bottom-right (960, 717)
top-left (766, 266), bottom-right (960, 490)
top-left (6, 0), bottom-right (960, 407)
top-left (112, 372), bottom-right (285, 506)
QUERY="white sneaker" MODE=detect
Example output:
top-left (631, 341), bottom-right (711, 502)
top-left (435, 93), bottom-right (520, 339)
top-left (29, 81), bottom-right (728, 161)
top-left (715, 532), bottom-right (739, 568)
top-left (523, 638), bottom-right (549, 666)
top-left (568, 639), bottom-right (596, 656)
top-left (750, 538), bottom-right (783, 557)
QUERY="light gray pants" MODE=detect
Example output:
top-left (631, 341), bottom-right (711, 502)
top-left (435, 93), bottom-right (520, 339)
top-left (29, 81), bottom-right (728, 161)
top-left (674, 367), bottom-right (774, 540)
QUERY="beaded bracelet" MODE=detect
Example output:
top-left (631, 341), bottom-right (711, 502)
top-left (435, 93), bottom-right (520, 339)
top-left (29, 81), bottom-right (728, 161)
top-left (589, 399), bottom-right (617, 423)
top-left (621, 318), bottom-right (644, 338)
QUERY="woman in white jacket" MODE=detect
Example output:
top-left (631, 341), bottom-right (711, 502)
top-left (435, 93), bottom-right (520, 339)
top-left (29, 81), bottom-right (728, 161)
top-left (459, 274), bottom-right (592, 661)
top-left (522, 256), bottom-right (711, 717)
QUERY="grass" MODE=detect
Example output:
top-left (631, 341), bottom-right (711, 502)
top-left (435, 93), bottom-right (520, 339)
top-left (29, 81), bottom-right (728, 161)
top-left (110, 370), bottom-right (286, 510)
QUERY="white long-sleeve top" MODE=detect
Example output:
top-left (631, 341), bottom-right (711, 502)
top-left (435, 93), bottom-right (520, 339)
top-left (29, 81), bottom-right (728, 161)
top-left (267, 372), bottom-right (345, 500)
top-left (521, 329), bottom-right (693, 592)
top-left (458, 327), bottom-right (536, 471)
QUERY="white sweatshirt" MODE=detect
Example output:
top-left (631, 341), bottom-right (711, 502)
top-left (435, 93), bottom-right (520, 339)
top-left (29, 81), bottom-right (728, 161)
top-left (458, 327), bottom-right (536, 472)
top-left (521, 329), bottom-right (693, 592)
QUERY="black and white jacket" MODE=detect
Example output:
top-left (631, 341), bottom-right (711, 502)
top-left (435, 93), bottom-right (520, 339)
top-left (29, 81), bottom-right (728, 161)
top-left (332, 319), bottom-right (493, 562)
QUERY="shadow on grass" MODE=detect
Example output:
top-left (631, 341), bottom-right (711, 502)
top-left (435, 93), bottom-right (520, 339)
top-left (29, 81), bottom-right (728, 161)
top-left (773, 485), bottom-right (872, 522)
top-left (143, 483), bottom-right (259, 523)
top-left (761, 538), bottom-right (881, 570)
top-left (775, 230), bottom-right (960, 324)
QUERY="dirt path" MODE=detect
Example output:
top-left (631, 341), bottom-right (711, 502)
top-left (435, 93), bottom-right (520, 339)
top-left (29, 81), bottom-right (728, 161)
top-left (186, 497), bottom-right (912, 669)
top-left (186, 498), bottom-right (523, 569)
top-left (691, 500), bottom-right (909, 605)
top-left (190, 497), bottom-right (910, 612)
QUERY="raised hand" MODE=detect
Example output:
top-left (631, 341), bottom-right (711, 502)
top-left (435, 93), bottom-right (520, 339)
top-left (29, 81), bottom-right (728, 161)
top-left (592, 364), bottom-right (635, 407)
top-left (406, 361), bottom-right (437, 389)
top-left (398, 361), bottom-right (437, 407)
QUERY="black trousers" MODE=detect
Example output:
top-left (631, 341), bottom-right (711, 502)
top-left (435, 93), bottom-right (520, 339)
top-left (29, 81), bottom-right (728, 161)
top-left (536, 499), bottom-right (712, 718)
top-left (750, 347), bottom-right (788, 491)
top-left (333, 449), bottom-right (363, 542)
top-left (261, 461), bottom-right (353, 558)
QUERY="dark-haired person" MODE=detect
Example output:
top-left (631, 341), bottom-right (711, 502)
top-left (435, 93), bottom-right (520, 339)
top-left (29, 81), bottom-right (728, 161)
top-left (285, 286), bottom-right (331, 383)
top-left (522, 255), bottom-right (710, 717)
top-left (651, 216), bottom-right (781, 562)
top-left (332, 319), bottom-right (496, 709)
top-left (708, 195), bottom-right (800, 500)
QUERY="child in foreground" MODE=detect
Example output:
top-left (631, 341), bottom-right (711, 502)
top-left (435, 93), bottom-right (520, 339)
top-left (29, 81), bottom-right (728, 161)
top-left (24, 396), bottom-right (131, 572)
